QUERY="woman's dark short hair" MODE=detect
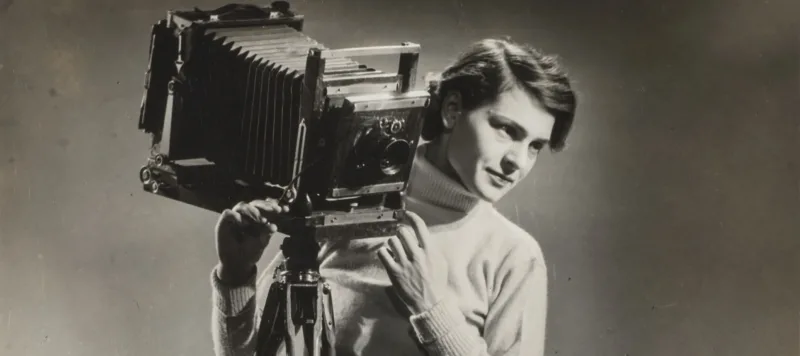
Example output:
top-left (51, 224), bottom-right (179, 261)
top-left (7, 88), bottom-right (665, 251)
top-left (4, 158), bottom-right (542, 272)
top-left (422, 38), bottom-right (577, 152)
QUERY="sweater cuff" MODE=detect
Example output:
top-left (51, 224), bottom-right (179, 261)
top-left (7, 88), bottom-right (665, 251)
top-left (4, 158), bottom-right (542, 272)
top-left (409, 300), bottom-right (474, 354)
top-left (210, 264), bottom-right (257, 317)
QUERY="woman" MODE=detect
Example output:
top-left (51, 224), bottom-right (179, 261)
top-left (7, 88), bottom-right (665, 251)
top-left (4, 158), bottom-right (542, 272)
top-left (210, 38), bottom-right (577, 356)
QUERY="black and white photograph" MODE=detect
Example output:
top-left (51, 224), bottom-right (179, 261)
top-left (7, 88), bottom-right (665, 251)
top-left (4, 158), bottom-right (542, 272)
top-left (0, 0), bottom-right (797, 355)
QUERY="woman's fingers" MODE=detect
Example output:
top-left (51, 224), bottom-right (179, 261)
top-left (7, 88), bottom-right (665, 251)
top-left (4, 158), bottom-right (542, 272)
top-left (388, 235), bottom-right (408, 263)
top-left (231, 199), bottom-right (289, 225)
top-left (377, 246), bottom-right (400, 272)
top-left (395, 225), bottom-right (419, 260)
top-left (250, 199), bottom-right (279, 212)
top-left (250, 199), bottom-right (290, 222)
top-left (232, 201), bottom-right (260, 224)
top-left (220, 208), bottom-right (243, 224)
top-left (404, 211), bottom-right (429, 249)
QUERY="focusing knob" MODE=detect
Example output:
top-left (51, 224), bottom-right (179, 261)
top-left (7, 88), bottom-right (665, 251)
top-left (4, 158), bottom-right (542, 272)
top-left (389, 119), bottom-right (403, 134)
top-left (139, 166), bottom-right (152, 183)
top-left (154, 154), bottom-right (166, 166)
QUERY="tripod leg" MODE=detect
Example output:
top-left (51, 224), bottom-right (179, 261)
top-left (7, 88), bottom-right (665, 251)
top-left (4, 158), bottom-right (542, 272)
top-left (308, 282), bottom-right (325, 356)
top-left (256, 282), bottom-right (288, 356)
top-left (285, 284), bottom-right (298, 356)
top-left (298, 281), bottom-right (333, 356)
top-left (285, 284), bottom-right (318, 356)
top-left (265, 282), bottom-right (324, 356)
top-left (321, 282), bottom-right (336, 356)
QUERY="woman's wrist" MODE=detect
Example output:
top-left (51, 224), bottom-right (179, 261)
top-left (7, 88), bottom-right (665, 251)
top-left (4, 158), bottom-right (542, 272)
top-left (217, 263), bottom-right (255, 286)
top-left (409, 293), bottom-right (444, 316)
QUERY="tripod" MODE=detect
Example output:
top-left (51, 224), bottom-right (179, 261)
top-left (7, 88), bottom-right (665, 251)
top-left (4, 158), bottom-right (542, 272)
top-left (252, 189), bottom-right (406, 355)
top-left (255, 233), bottom-right (336, 356)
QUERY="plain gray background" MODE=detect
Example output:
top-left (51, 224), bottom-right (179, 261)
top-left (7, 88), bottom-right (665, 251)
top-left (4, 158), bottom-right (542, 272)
top-left (1, 0), bottom-right (798, 355)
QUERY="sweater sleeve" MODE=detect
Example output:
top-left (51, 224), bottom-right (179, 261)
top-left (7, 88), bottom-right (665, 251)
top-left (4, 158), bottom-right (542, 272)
top-left (210, 253), bottom-right (285, 356)
top-left (408, 247), bottom-right (548, 356)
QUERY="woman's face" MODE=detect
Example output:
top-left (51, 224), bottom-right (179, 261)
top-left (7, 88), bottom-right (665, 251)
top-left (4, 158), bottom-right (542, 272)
top-left (443, 85), bottom-right (555, 203)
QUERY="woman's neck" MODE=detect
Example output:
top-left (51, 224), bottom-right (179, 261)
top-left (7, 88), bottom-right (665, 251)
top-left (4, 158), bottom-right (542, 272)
top-left (422, 137), bottom-right (469, 191)
top-left (406, 140), bottom-right (486, 214)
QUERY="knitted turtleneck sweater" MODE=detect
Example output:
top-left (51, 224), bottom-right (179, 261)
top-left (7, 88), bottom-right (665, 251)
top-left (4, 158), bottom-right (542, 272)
top-left (210, 143), bottom-right (548, 356)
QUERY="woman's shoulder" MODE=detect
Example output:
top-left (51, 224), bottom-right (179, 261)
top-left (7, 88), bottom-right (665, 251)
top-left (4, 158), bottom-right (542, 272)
top-left (480, 205), bottom-right (546, 266)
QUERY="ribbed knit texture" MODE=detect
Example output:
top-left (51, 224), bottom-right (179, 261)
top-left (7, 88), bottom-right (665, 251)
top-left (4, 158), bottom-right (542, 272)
top-left (210, 143), bottom-right (549, 356)
top-left (210, 266), bottom-right (257, 316)
top-left (404, 145), bottom-right (483, 213)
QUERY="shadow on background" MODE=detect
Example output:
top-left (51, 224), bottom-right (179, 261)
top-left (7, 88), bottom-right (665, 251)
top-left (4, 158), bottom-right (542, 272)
top-left (0, 0), bottom-right (798, 355)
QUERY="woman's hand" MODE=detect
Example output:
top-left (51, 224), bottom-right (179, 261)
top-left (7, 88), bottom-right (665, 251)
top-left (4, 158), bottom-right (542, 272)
top-left (378, 211), bottom-right (448, 316)
top-left (215, 199), bottom-right (289, 285)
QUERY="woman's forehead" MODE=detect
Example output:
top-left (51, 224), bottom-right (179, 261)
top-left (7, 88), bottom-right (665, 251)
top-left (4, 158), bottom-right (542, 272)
top-left (485, 88), bottom-right (555, 136)
top-left (489, 88), bottom-right (551, 117)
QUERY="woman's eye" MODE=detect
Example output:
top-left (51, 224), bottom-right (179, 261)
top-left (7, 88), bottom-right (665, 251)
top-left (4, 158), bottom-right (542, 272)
top-left (529, 141), bottom-right (545, 153)
top-left (493, 124), bottom-right (514, 138)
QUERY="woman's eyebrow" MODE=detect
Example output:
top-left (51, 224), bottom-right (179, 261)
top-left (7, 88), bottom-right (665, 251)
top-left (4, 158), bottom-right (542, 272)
top-left (489, 110), bottom-right (551, 143)
top-left (489, 111), bottom-right (526, 133)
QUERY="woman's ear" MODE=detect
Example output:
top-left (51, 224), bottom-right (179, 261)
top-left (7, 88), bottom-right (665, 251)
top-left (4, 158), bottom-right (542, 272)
top-left (440, 91), bottom-right (462, 131)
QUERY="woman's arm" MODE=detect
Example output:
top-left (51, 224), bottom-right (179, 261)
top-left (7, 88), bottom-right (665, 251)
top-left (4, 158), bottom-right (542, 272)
top-left (379, 210), bottom-right (549, 356)
top-left (210, 263), bottom-right (260, 356)
top-left (210, 253), bottom-right (285, 356)
top-left (408, 254), bottom-right (547, 356)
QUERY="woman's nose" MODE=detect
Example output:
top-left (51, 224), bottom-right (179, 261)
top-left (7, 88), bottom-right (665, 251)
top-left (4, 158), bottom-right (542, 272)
top-left (500, 152), bottom-right (523, 173)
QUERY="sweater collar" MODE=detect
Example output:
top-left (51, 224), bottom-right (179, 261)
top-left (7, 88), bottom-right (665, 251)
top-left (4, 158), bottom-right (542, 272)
top-left (405, 143), bottom-right (486, 213)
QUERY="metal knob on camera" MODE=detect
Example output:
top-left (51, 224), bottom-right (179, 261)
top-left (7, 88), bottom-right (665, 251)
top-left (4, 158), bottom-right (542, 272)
top-left (139, 153), bottom-right (168, 194)
top-left (139, 168), bottom-right (160, 193)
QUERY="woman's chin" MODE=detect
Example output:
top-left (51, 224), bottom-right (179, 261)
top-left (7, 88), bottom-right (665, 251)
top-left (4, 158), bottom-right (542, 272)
top-left (473, 181), bottom-right (507, 203)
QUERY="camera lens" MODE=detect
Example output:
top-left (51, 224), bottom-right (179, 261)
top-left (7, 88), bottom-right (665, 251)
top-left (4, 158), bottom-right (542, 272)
top-left (354, 128), bottom-right (411, 177)
top-left (379, 138), bottom-right (410, 176)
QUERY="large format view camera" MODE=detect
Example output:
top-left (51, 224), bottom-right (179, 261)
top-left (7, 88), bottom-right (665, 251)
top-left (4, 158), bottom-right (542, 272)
top-left (136, 2), bottom-right (430, 240)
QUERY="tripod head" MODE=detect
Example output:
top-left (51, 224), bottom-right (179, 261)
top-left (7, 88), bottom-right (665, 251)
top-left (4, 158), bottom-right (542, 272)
top-left (256, 187), bottom-right (406, 338)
